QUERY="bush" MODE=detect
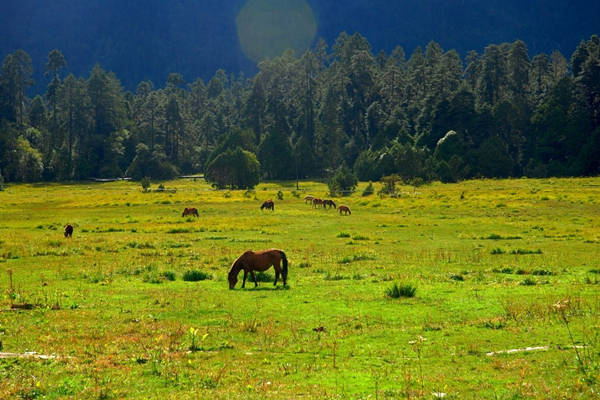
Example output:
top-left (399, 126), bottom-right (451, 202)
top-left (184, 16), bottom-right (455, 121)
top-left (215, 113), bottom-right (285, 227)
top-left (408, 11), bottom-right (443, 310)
top-left (205, 147), bottom-right (260, 189)
top-left (140, 177), bottom-right (151, 192)
top-left (160, 271), bottom-right (176, 281)
top-left (378, 174), bottom-right (401, 196)
top-left (183, 270), bottom-right (211, 281)
top-left (125, 144), bottom-right (179, 180)
top-left (386, 283), bottom-right (417, 298)
top-left (277, 190), bottom-right (284, 200)
top-left (362, 182), bottom-right (374, 196)
top-left (328, 164), bottom-right (358, 196)
top-left (253, 271), bottom-right (274, 282)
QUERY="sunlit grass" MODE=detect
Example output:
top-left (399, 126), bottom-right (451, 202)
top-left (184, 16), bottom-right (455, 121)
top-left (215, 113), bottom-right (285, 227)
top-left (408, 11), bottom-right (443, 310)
top-left (0, 177), bottom-right (599, 398)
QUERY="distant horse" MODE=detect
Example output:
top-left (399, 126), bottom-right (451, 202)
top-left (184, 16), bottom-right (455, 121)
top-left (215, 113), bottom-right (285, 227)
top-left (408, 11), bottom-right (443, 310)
top-left (261, 199), bottom-right (274, 211)
top-left (228, 249), bottom-right (288, 289)
top-left (312, 198), bottom-right (323, 208)
top-left (338, 205), bottom-right (351, 215)
top-left (64, 224), bottom-right (73, 238)
top-left (182, 207), bottom-right (199, 217)
top-left (304, 195), bottom-right (314, 204)
top-left (323, 199), bottom-right (336, 209)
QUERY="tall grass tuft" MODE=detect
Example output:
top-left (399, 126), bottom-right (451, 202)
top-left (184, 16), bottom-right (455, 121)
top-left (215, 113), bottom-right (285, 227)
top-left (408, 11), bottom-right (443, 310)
top-left (183, 270), bottom-right (211, 281)
top-left (386, 283), bottom-right (416, 298)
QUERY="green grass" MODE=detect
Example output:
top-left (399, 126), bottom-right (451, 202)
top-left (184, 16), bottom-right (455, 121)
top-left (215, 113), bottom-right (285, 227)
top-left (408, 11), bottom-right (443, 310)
top-left (0, 177), bottom-right (599, 398)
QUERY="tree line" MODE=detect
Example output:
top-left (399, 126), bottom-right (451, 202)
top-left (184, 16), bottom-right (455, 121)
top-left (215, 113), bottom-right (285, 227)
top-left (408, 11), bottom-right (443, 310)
top-left (1, 33), bottom-right (599, 189)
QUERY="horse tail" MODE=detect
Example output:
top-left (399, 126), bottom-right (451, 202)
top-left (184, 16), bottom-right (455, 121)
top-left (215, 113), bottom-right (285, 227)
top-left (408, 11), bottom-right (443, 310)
top-left (278, 250), bottom-right (288, 283)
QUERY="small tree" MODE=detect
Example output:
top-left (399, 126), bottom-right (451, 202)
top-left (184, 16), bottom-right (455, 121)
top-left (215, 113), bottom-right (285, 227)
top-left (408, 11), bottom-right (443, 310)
top-left (205, 147), bottom-right (260, 189)
top-left (328, 164), bottom-right (358, 196)
top-left (140, 177), bottom-right (151, 192)
top-left (362, 182), bottom-right (374, 196)
top-left (379, 174), bottom-right (401, 196)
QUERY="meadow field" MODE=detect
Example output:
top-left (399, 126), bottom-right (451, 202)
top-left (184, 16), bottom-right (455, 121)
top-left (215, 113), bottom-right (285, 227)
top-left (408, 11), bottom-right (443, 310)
top-left (0, 177), bottom-right (599, 399)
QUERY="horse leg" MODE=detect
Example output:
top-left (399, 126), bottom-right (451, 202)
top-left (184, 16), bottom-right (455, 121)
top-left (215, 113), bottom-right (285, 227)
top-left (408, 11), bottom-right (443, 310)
top-left (242, 270), bottom-right (248, 288)
top-left (274, 264), bottom-right (282, 286)
top-left (250, 271), bottom-right (258, 287)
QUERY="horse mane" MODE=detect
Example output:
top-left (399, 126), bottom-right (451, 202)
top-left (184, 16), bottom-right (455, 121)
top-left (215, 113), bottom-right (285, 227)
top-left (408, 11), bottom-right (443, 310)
top-left (230, 250), bottom-right (251, 271)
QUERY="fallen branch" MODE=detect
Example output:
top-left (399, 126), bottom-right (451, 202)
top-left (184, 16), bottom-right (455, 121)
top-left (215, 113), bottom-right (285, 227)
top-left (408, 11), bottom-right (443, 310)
top-left (0, 351), bottom-right (60, 360)
top-left (486, 344), bottom-right (586, 356)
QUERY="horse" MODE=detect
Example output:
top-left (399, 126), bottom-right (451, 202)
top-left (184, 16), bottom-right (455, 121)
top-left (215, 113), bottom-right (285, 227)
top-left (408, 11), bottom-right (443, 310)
top-left (228, 249), bottom-right (288, 289)
top-left (64, 224), bottom-right (73, 238)
top-left (304, 195), bottom-right (314, 204)
top-left (182, 207), bottom-right (199, 217)
top-left (338, 205), bottom-right (351, 215)
top-left (260, 199), bottom-right (274, 211)
top-left (323, 199), bottom-right (336, 209)
top-left (312, 198), bottom-right (323, 208)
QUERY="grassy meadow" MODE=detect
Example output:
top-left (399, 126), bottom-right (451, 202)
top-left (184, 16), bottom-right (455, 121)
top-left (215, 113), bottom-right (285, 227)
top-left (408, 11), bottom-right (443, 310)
top-left (0, 177), bottom-right (599, 399)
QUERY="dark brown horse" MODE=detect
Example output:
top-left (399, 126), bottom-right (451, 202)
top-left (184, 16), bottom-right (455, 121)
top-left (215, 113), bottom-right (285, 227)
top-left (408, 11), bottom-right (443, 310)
top-left (338, 205), bottom-right (351, 215)
top-left (260, 199), bottom-right (274, 211)
top-left (312, 198), bottom-right (323, 208)
top-left (64, 224), bottom-right (73, 238)
top-left (182, 207), bottom-right (199, 217)
top-left (323, 199), bottom-right (336, 209)
top-left (228, 249), bottom-right (288, 289)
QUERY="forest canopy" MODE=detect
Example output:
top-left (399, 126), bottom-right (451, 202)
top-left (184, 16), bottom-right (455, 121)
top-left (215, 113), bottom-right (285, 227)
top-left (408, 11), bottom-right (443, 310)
top-left (1, 33), bottom-right (599, 187)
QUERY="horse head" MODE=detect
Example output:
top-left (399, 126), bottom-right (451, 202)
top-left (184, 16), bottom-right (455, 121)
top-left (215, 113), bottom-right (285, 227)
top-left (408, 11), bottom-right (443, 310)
top-left (228, 268), bottom-right (238, 289)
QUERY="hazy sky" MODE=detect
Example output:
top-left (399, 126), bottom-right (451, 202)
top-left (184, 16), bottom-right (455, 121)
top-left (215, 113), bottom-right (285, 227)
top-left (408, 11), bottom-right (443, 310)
top-left (2, 0), bottom-right (599, 90)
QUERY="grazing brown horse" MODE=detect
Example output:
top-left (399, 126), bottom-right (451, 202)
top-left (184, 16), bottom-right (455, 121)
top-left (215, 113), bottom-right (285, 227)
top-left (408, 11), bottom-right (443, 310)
top-left (312, 198), bottom-right (323, 208)
top-left (323, 199), bottom-right (336, 209)
top-left (338, 205), bottom-right (351, 215)
top-left (260, 199), bottom-right (274, 211)
top-left (182, 207), bottom-right (199, 217)
top-left (64, 224), bottom-right (73, 238)
top-left (304, 195), bottom-right (314, 204)
top-left (228, 249), bottom-right (288, 289)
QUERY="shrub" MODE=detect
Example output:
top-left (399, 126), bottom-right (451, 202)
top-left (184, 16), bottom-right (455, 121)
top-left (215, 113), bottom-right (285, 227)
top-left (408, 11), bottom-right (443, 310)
top-left (126, 144), bottom-right (179, 180)
top-left (362, 182), bottom-right (374, 196)
top-left (277, 190), bottom-right (284, 200)
top-left (533, 269), bottom-right (554, 276)
top-left (510, 248), bottom-right (543, 255)
top-left (516, 269), bottom-right (529, 275)
top-left (386, 283), bottom-right (416, 298)
top-left (140, 177), bottom-right (151, 192)
top-left (352, 235), bottom-right (369, 241)
top-left (183, 270), bottom-right (211, 281)
top-left (521, 278), bottom-right (536, 286)
top-left (253, 271), bottom-right (273, 282)
top-left (378, 174), bottom-right (401, 196)
top-left (324, 272), bottom-right (347, 281)
top-left (328, 164), bottom-right (358, 196)
top-left (205, 147), bottom-right (260, 189)
top-left (450, 274), bottom-right (464, 281)
top-left (160, 271), bottom-right (176, 281)
top-left (336, 232), bottom-right (351, 238)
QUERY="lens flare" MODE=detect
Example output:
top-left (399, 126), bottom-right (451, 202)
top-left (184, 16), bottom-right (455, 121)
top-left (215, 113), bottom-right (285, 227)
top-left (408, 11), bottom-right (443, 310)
top-left (236, 0), bottom-right (317, 63)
